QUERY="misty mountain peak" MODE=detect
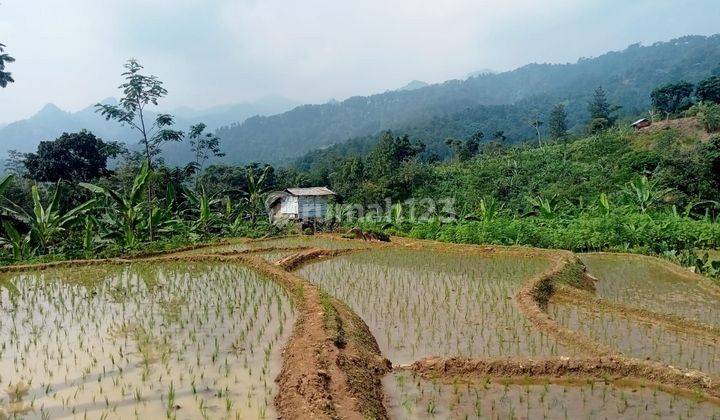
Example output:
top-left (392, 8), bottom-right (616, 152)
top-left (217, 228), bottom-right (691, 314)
top-left (398, 80), bottom-right (429, 91)
top-left (36, 103), bottom-right (67, 117)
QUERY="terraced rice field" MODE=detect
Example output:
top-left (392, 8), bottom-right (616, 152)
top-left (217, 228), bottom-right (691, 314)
top-left (174, 240), bottom-right (250, 256)
top-left (580, 253), bottom-right (720, 328)
top-left (246, 235), bottom-right (368, 250)
top-left (297, 248), bottom-right (567, 364)
top-left (0, 262), bottom-right (295, 419)
top-left (176, 235), bottom-right (366, 256)
top-left (383, 373), bottom-right (720, 419)
top-left (548, 301), bottom-right (720, 373)
top-left (255, 250), bottom-right (300, 263)
top-left (2, 237), bottom-right (720, 418)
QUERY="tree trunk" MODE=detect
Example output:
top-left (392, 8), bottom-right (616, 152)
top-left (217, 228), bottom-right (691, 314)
top-left (138, 105), bottom-right (154, 242)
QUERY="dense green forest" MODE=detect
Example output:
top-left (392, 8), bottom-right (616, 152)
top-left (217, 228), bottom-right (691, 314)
top-left (218, 35), bottom-right (720, 165)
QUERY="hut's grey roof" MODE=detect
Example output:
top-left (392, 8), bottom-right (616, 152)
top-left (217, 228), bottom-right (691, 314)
top-left (631, 118), bottom-right (649, 126)
top-left (285, 187), bottom-right (336, 196)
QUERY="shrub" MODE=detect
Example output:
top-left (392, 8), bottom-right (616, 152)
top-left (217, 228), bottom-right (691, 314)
top-left (697, 102), bottom-right (720, 132)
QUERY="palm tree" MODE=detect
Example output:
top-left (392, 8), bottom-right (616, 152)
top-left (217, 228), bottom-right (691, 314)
top-left (0, 43), bottom-right (15, 88)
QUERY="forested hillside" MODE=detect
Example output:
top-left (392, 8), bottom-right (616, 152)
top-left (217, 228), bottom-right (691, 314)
top-left (338, 125), bottom-right (720, 254)
top-left (217, 35), bottom-right (720, 165)
top-left (0, 96), bottom-right (299, 165)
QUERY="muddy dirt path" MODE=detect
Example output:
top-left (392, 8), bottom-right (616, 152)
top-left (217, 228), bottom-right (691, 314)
top-left (402, 356), bottom-right (720, 401)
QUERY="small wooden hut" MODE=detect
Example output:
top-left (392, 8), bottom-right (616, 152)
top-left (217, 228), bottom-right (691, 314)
top-left (268, 187), bottom-right (335, 221)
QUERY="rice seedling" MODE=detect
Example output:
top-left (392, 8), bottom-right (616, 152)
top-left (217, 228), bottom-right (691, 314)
top-left (0, 261), bottom-right (295, 418)
top-left (548, 301), bottom-right (720, 374)
top-left (382, 373), bottom-right (720, 419)
top-left (297, 248), bottom-right (567, 364)
top-left (255, 250), bottom-right (301, 263)
top-left (176, 241), bottom-right (251, 256)
top-left (580, 254), bottom-right (720, 327)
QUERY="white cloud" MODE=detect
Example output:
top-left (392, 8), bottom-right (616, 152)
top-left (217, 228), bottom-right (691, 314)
top-left (0, 0), bottom-right (718, 124)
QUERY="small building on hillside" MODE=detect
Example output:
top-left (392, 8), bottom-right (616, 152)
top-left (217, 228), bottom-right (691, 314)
top-left (631, 118), bottom-right (651, 130)
top-left (268, 187), bottom-right (336, 221)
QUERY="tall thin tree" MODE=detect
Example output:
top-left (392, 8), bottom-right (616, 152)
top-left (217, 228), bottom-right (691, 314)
top-left (548, 103), bottom-right (568, 139)
top-left (96, 59), bottom-right (184, 240)
top-left (188, 123), bottom-right (224, 186)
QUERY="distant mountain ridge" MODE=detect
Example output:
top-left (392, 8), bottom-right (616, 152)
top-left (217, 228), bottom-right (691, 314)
top-left (398, 80), bottom-right (429, 91)
top-left (0, 96), bottom-right (300, 164)
top-left (217, 34), bottom-right (720, 166)
top-left (3, 34), bottom-right (720, 169)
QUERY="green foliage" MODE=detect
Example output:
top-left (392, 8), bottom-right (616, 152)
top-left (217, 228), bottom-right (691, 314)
top-left (222, 35), bottom-right (720, 165)
top-left (696, 101), bottom-right (720, 132)
top-left (696, 75), bottom-right (720, 104)
top-left (95, 60), bottom-right (184, 165)
top-left (2, 182), bottom-right (95, 252)
top-left (183, 185), bottom-right (222, 237)
top-left (651, 81), bottom-right (695, 116)
top-left (548, 104), bottom-right (568, 139)
top-left (0, 174), bottom-right (13, 197)
top-left (527, 195), bottom-right (558, 219)
top-left (473, 197), bottom-right (503, 222)
top-left (1, 220), bottom-right (32, 260)
top-left (396, 213), bottom-right (720, 254)
top-left (359, 132), bottom-right (427, 203)
top-left (188, 123), bottom-right (225, 178)
top-left (244, 165), bottom-right (271, 222)
top-left (346, 123), bottom-right (720, 259)
top-left (22, 130), bottom-right (125, 182)
top-left (0, 42), bottom-right (15, 88)
top-left (80, 160), bottom-right (151, 247)
top-left (587, 86), bottom-right (620, 133)
top-left (445, 131), bottom-right (483, 162)
top-left (622, 176), bottom-right (673, 214)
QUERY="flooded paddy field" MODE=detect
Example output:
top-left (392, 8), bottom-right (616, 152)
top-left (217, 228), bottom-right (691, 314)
top-left (297, 248), bottom-right (570, 364)
top-left (580, 253), bottom-right (720, 328)
top-left (383, 372), bottom-right (720, 419)
top-left (3, 236), bottom-right (720, 418)
top-left (255, 250), bottom-right (300, 263)
top-left (0, 262), bottom-right (295, 419)
top-left (548, 300), bottom-right (720, 374)
top-left (172, 240), bottom-right (250, 256)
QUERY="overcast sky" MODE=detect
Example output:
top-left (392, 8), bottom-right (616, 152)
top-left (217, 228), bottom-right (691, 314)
top-left (1, 0), bottom-right (719, 124)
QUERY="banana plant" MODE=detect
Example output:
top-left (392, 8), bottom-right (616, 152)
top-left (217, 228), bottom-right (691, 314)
top-left (222, 197), bottom-right (251, 236)
top-left (183, 185), bottom-right (222, 237)
top-left (622, 175), bottom-right (673, 214)
top-left (0, 174), bottom-right (24, 260)
top-left (0, 173), bottom-right (13, 196)
top-left (245, 166), bottom-right (270, 223)
top-left (2, 181), bottom-right (95, 252)
top-left (477, 197), bottom-right (503, 222)
top-left (80, 159), bottom-right (150, 248)
top-left (527, 195), bottom-right (557, 218)
top-left (671, 200), bottom-right (718, 219)
top-left (381, 202), bottom-right (407, 230)
top-left (150, 183), bottom-right (184, 237)
top-left (82, 216), bottom-right (98, 259)
top-left (598, 193), bottom-right (611, 216)
top-left (0, 220), bottom-right (33, 261)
